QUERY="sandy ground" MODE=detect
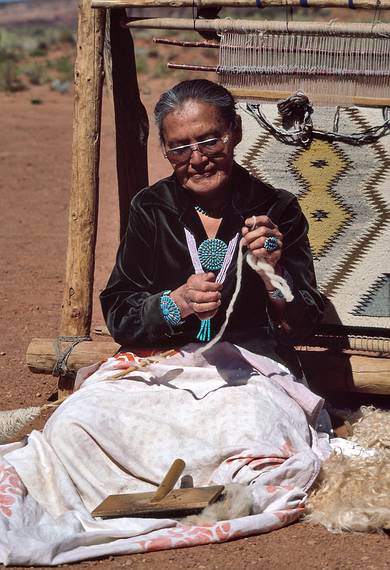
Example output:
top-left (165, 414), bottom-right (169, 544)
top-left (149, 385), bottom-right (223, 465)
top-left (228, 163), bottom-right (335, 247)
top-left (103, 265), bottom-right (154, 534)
top-left (1, 0), bottom-right (390, 562)
top-left (0, 79), bottom-right (389, 569)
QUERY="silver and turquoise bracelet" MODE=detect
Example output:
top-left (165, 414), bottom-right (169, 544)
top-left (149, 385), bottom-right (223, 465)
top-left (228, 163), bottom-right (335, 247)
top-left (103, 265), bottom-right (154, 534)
top-left (160, 290), bottom-right (182, 327)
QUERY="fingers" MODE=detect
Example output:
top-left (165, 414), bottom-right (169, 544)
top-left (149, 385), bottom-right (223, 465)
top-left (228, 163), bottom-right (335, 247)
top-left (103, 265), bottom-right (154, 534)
top-left (185, 272), bottom-right (222, 315)
top-left (242, 217), bottom-right (283, 250)
top-left (187, 272), bottom-right (222, 292)
top-left (192, 300), bottom-right (221, 314)
top-left (186, 290), bottom-right (221, 313)
top-left (245, 235), bottom-right (283, 253)
top-left (244, 215), bottom-right (276, 231)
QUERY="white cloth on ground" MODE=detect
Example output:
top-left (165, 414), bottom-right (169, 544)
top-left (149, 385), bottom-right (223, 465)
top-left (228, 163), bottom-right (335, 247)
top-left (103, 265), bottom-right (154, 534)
top-left (0, 342), bottom-right (331, 565)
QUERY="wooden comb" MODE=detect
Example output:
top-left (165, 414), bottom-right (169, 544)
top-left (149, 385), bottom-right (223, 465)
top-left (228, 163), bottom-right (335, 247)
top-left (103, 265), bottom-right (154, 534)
top-left (91, 459), bottom-right (224, 519)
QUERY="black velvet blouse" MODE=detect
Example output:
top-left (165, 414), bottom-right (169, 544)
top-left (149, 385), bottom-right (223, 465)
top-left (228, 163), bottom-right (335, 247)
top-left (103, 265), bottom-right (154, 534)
top-left (100, 163), bottom-right (324, 368)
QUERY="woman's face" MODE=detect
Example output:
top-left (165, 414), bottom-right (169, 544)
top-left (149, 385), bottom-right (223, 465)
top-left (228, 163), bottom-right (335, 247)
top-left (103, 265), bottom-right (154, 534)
top-left (161, 99), bottom-right (241, 200)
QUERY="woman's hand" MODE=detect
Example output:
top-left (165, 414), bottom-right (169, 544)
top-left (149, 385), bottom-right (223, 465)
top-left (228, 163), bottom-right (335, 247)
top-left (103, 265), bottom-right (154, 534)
top-left (170, 273), bottom-right (222, 320)
top-left (242, 215), bottom-right (284, 289)
top-left (242, 216), bottom-right (283, 266)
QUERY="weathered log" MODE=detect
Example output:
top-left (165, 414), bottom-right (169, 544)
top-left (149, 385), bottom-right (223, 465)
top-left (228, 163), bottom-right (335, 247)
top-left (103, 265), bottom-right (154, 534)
top-left (26, 338), bottom-right (120, 374)
top-left (298, 349), bottom-right (390, 395)
top-left (59, 0), bottom-right (106, 338)
top-left (26, 339), bottom-right (390, 394)
top-left (92, 0), bottom-right (390, 9)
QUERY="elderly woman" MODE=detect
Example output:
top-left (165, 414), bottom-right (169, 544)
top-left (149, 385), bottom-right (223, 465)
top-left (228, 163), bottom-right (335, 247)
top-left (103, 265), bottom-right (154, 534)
top-left (0, 80), bottom-right (331, 565)
top-left (100, 79), bottom-right (323, 374)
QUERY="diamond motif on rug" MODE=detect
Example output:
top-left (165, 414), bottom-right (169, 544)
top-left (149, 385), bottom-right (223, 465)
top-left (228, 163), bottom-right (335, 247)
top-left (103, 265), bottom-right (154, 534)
top-left (236, 105), bottom-right (390, 330)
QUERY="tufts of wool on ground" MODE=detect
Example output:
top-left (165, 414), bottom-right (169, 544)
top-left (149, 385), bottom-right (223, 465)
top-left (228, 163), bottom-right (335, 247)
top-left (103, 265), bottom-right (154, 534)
top-left (0, 407), bottom-right (42, 444)
top-left (305, 406), bottom-right (390, 532)
top-left (182, 484), bottom-right (253, 526)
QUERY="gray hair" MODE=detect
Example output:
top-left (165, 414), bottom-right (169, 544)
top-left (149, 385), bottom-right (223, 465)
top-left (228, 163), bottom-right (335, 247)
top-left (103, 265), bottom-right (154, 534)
top-left (154, 79), bottom-right (237, 143)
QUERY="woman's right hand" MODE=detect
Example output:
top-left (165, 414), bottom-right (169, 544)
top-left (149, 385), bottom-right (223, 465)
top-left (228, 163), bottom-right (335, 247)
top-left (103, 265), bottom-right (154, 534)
top-left (170, 273), bottom-right (222, 320)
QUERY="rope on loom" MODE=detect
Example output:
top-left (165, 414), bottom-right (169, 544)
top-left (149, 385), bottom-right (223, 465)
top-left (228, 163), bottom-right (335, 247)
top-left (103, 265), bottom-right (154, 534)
top-left (194, 236), bottom-right (294, 359)
top-left (52, 335), bottom-right (91, 377)
top-left (244, 100), bottom-right (390, 147)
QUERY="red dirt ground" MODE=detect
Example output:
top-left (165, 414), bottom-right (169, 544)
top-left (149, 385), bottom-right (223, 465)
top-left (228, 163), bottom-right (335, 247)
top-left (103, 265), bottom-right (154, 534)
top-left (1, 81), bottom-right (389, 570)
top-left (1, 0), bottom-right (390, 561)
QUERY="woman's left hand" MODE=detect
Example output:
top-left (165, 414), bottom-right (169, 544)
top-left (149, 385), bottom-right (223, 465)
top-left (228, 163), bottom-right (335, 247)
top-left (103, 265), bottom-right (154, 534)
top-left (241, 215), bottom-right (283, 270)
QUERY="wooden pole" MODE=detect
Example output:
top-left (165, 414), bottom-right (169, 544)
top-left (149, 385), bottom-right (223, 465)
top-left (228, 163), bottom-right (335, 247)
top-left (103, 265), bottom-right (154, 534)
top-left (154, 37), bottom-right (219, 48)
top-left (60, 1), bottom-right (106, 338)
top-left (167, 63), bottom-right (216, 72)
top-left (228, 88), bottom-right (390, 107)
top-left (27, 339), bottom-right (120, 374)
top-left (26, 339), bottom-right (390, 395)
top-left (92, 0), bottom-right (390, 8)
top-left (297, 349), bottom-right (390, 395)
top-left (107, 9), bottom-right (149, 239)
top-left (124, 17), bottom-right (390, 36)
top-left (57, 0), bottom-right (106, 396)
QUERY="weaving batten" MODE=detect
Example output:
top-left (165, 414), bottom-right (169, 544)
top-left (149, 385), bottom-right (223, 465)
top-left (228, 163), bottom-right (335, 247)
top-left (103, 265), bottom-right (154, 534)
top-left (218, 28), bottom-right (390, 105)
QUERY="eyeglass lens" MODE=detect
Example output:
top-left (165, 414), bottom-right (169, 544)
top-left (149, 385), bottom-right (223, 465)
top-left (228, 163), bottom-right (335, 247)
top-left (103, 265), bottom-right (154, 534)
top-left (166, 137), bottom-right (226, 164)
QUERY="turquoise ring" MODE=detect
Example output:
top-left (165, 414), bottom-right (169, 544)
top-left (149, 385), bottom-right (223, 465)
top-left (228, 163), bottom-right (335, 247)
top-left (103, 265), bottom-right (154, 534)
top-left (264, 236), bottom-right (279, 252)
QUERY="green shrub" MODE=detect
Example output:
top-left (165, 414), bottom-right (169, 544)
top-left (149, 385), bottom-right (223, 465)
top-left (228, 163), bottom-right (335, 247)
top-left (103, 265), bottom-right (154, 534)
top-left (23, 62), bottom-right (48, 86)
top-left (47, 56), bottom-right (74, 81)
top-left (0, 60), bottom-right (26, 92)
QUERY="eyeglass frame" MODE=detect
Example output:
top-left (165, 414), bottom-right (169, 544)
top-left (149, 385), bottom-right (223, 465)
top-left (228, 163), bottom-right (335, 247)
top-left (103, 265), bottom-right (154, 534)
top-left (163, 134), bottom-right (230, 164)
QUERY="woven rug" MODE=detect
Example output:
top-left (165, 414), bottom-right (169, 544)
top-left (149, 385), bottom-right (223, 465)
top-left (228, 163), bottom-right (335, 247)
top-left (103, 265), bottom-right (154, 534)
top-left (235, 104), bottom-right (390, 333)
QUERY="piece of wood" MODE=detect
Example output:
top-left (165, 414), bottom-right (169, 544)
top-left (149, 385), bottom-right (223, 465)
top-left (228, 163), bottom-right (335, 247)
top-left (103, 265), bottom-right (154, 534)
top-left (298, 335), bottom-right (390, 355)
top-left (93, 0), bottom-right (390, 9)
top-left (154, 37), bottom-right (219, 48)
top-left (162, 72), bottom-right (390, 107)
top-left (124, 17), bottom-right (390, 36)
top-left (106, 9), bottom-right (149, 238)
top-left (152, 459), bottom-right (186, 502)
top-left (167, 62), bottom-right (216, 72)
top-left (229, 87), bottom-right (390, 107)
top-left (92, 485), bottom-right (225, 518)
top-left (59, 0), bottom-right (106, 338)
top-left (298, 350), bottom-right (390, 394)
top-left (26, 338), bottom-right (120, 374)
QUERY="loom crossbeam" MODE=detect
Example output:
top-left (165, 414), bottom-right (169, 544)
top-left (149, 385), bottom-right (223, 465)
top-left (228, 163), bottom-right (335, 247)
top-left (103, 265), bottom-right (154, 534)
top-left (92, 0), bottom-right (390, 8)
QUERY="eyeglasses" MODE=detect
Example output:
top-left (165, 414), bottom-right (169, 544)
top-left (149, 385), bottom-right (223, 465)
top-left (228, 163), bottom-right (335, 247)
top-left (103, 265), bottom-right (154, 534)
top-left (164, 134), bottom-right (230, 165)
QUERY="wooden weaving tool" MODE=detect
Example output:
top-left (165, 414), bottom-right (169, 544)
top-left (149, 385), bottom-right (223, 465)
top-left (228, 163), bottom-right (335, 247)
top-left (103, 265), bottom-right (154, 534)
top-left (92, 459), bottom-right (224, 519)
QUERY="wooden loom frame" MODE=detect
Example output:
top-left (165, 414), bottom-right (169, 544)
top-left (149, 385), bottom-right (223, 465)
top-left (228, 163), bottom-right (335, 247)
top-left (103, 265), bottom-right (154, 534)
top-left (26, 0), bottom-right (390, 397)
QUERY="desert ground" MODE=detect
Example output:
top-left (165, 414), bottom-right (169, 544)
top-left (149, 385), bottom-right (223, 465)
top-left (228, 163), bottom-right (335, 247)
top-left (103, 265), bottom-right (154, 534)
top-left (0, 1), bottom-right (389, 568)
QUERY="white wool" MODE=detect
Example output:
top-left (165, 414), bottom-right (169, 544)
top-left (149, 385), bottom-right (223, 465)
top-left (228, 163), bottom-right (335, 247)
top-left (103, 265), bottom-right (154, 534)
top-left (305, 407), bottom-right (390, 532)
top-left (181, 484), bottom-right (253, 525)
top-left (0, 407), bottom-right (42, 444)
top-left (195, 241), bottom-right (293, 360)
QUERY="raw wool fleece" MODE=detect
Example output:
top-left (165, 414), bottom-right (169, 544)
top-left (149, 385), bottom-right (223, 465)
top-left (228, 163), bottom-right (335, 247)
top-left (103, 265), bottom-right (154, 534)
top-left (0, 407), bottom-right (41, 444)
top-left (182, 484), bottom-right (253, 526)
top-left (305, 407), bottom-right (390, 532)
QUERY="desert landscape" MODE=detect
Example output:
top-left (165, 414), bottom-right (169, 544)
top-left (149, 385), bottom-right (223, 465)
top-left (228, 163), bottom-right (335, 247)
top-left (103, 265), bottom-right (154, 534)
top-left (0, 0), bottom-right (389, 567)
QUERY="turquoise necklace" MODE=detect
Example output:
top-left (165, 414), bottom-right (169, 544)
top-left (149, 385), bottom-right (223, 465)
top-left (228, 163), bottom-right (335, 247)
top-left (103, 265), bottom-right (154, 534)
top-left (198, 238), bottom-right (228, 272)
top-left (184, 228), bottom-right (240, 342)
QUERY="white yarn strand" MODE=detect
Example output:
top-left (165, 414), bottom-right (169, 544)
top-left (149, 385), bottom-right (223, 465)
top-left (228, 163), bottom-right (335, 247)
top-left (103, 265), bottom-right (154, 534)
top-left (246, 254), bottom-right (294, 303)
top-left (194, 239), bottom-right (294, 360)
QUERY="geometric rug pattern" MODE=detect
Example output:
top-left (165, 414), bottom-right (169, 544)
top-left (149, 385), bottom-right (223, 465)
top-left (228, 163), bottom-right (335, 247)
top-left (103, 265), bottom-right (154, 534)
top-left (236, 104), bottom-right (390, 331)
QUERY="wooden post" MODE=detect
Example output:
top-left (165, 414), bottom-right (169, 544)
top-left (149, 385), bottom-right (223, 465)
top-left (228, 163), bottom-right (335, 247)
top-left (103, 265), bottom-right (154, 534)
top-left (58, 0), bottom-right (106, 395)
top-left (107, 8), bottom-right (149, 238)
